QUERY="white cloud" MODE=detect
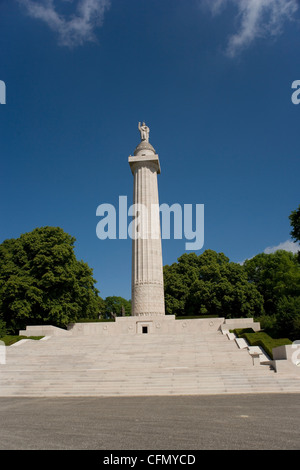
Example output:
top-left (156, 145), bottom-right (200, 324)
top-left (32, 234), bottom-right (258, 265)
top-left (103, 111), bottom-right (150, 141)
top-left (202, 0), bottom-right (298, 57)
top-left (238, 239), bottom-right (299, 264)
top-left (264, 239), bottom-right (299, 255)
top-left (18, 0), bottom-right (111, 47)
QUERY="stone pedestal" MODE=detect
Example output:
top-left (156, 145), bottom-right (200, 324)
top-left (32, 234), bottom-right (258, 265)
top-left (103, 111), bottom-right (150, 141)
top-left (128, 131), bottom-right (165, 316)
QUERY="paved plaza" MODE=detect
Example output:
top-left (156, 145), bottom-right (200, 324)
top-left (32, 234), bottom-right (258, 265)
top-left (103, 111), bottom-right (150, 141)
top-left (0, 394), bottom-right (299, 450)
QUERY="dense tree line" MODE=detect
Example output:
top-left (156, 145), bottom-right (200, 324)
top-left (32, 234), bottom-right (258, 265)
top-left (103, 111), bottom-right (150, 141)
top-left (164, 205), bottom-right (300, 340)
top-left (164, 249), bottom-right (300, 339)
top-left (164, 250), bottom-right (264, 318)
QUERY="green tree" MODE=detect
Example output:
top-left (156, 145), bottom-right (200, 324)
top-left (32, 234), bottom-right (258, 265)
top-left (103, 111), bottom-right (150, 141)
top-left (164, 250), bottom-right (264, 318)
top-left (104, 296), bottom-right (131, 317)
top-left (289, 205), bottom-right (300, 244)
top-left (163, 255), bottom-right (198, 316)
top-left (0, 318), bottom-right (7, 337)
top-left (244, 250), bottom-right (300, 316)
top-left (0, 227), bottom-right (103, 331)
top-left (289, 205), bottom-right (300, 261)
top-left (276, 296), bottom-right (300, 341)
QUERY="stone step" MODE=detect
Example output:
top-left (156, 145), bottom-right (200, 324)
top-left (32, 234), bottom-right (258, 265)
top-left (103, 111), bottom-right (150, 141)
top-left (1, 385), bottom-right (299, 397)
top-left (1, 329), bottom-right (299, 396)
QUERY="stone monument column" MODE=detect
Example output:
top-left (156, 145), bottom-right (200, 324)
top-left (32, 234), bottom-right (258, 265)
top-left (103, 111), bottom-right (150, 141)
top-left (128, 123), bottom-right (165, 316)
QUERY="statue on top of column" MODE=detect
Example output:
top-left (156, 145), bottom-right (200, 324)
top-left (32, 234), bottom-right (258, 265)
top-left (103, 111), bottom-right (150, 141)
top-left (138, 122), bottom-right (150, 142)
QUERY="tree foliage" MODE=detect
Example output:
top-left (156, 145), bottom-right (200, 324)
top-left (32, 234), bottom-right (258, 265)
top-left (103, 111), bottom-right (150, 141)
top-left (244, 250), bottom-right (300, 339)
top-left (164, 250), bottom-right (264, 319)
top-left (289, 205), bottom-right (300, 262)
top-left (0, 227), bottom-right (103, 331)
top-left (276, 296), bottom-right (300, 340)
top-left (289, 205), bottom-right (300, 244)
top-left (103, 296), bottom-right (131, 318)
top-left (244, 250), bottom-right (300, 316)
top-left (164, 248), bottom-right (300, 339)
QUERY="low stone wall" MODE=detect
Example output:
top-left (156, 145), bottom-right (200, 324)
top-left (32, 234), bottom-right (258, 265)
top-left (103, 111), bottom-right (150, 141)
top-left (272, 343), bottom-right (300, 374)
top-left (19, 325), bottom-right (71, 337)
top-left (221, 318), bottom-right (261, 332)
top-left (67, 316), bottom-right (225, 336)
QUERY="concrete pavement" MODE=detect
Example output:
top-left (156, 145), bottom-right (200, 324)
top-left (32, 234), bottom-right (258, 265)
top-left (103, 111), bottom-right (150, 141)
top-left (0, 394), bottom-right (299, 450)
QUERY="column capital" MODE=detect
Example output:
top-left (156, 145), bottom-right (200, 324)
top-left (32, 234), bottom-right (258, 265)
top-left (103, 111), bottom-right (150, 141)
top-left (128, 154), bottom-right (161, 174)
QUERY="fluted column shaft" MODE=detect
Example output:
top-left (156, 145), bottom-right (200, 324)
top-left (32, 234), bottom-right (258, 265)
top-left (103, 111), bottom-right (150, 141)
top-left (129, 154), bottom-right (165, 316)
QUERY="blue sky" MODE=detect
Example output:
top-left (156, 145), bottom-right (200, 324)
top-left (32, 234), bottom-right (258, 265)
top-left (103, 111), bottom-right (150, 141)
top-left (0, 0), bottom-right (299, 300)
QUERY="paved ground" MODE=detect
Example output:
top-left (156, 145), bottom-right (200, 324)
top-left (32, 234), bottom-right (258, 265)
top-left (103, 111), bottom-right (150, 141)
top-left (0, 394), bottom-right (299, 450)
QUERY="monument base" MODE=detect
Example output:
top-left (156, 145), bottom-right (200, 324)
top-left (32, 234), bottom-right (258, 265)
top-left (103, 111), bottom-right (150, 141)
top-left (20, 316), bottom-right (223, 337)
top-left (20, 317), bottom-right (262, 338)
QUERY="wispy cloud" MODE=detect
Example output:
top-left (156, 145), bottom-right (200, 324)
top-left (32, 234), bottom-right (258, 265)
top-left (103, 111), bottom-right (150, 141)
top-left (17, 0), bottom-right (111, 47)
top-left (264, 239), bottom-right (299, 255)
top-left (202, 0), bottom-right (299, 57)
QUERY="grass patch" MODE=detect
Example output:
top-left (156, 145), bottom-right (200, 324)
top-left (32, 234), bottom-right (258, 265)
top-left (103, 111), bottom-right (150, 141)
top-left (233, 329), bottom-right (292, 359)
top-left (0, 335), bottom-right (44, 346)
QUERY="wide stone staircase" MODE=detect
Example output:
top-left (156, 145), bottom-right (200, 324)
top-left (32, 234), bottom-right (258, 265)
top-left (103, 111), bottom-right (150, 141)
top-left (1, 329), bottom-right (299, 396)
